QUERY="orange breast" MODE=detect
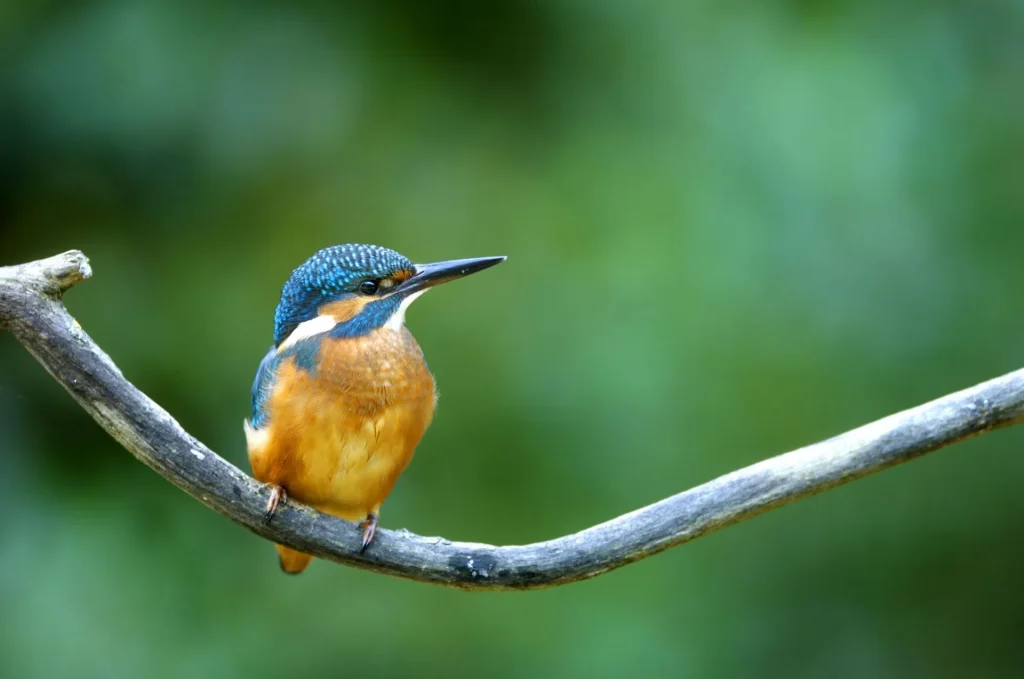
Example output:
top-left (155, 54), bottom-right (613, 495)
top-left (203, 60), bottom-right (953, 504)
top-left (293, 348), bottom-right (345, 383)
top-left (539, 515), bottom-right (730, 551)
top-left (246, 327), bottom-right (437, 521)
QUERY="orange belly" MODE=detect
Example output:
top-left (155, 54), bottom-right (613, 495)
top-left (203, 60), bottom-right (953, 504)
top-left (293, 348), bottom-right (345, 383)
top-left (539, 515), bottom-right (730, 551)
top-left (245, 327), bottom-right (436, 522)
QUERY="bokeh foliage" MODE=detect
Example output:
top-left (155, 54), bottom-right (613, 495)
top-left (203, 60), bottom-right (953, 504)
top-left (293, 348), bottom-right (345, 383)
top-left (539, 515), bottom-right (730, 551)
top-left (2, 1), bottom-right (1023, 677)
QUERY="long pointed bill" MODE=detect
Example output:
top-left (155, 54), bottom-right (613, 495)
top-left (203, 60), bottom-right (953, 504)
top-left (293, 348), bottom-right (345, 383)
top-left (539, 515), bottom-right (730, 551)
top-left (397, 255), bottom-right (506, 295)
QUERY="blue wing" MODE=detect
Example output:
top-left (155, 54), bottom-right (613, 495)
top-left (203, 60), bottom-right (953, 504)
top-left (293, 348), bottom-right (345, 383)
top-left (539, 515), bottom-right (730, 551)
top-left (249, 345), bottom-right (278, 428)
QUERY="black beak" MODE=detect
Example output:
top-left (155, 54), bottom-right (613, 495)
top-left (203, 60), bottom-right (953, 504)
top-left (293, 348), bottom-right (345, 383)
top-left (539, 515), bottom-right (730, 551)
top-left (397, 256), bottom-right (506, 295)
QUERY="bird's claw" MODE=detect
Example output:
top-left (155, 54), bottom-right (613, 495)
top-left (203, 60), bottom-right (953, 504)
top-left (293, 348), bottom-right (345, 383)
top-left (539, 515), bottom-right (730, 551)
top-left (359, 512), bottom-right (379, 552)
top-left (264, 485), bottom-right (287, 524)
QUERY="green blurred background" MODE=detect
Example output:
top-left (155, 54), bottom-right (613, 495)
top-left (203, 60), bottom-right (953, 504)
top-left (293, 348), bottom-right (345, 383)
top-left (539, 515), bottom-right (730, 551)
top-left (2, 1), bottom-right (1023, 677)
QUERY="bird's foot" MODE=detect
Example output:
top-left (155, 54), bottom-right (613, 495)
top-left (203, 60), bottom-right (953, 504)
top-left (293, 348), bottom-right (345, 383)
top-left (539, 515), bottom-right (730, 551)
top-left (264, 485), bottom-right (287, 524)
top-left (359, 512), bottom-right (379, 552)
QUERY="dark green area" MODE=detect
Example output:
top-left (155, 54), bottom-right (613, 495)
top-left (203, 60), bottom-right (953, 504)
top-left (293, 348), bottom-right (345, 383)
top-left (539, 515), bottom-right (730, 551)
top-left (2, 1), bottom-right (1023, 677)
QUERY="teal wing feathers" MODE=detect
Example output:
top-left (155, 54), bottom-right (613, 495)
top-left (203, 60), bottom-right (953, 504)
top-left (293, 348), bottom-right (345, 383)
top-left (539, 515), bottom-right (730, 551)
top-left (250, 345), bottom-right (278, 427)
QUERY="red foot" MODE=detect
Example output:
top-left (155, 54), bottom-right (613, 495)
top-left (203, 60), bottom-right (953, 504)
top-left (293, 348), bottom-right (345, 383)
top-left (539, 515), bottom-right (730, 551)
top-left (264, 485), bottom-right (287, 524)
top-left (359, 513), bottom-right (379, 552)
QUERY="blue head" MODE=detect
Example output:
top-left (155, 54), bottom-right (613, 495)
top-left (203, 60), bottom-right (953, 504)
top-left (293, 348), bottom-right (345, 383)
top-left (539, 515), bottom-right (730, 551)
top-left (273, 243), bottom-right (505, 346)
top-left (274, 244), bottom-right (412, 345)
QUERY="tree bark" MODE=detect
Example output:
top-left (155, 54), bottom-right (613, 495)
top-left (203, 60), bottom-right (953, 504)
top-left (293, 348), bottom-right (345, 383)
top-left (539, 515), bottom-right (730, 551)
top-left (2, 250), bottom-right (1022, 590)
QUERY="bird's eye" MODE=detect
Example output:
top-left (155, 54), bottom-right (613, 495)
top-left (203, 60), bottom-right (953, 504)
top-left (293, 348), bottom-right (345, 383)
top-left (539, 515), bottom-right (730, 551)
top-left (358, 280), bottom-right (379, 296)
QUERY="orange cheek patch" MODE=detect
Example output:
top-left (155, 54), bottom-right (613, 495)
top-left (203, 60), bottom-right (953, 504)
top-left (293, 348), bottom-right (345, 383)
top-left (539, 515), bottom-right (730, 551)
top-left (320, 296), bottom-right (371, 323)
top-left (390, 269), bottom-right (414, 284)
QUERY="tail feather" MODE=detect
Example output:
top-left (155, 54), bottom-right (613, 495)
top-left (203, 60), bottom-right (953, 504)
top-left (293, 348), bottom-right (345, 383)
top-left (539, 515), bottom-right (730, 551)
top-left (275, 544), bottom-right (314, 575)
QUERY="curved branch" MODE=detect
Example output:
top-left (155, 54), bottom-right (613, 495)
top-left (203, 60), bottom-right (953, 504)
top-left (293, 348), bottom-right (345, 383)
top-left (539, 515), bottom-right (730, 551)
top-left (2, 251), bottom-right (1023, 590)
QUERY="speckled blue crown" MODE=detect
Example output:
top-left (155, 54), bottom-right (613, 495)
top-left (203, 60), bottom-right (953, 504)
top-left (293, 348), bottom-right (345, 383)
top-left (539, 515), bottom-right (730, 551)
top-left (273, 244), bottom-right (414, 345)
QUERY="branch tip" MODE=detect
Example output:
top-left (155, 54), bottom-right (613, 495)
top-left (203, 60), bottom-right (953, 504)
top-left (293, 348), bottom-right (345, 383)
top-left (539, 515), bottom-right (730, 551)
top-left (42, 250), bottom-right (92, 295)
top-left (0, 249), bottom-right (91, 298)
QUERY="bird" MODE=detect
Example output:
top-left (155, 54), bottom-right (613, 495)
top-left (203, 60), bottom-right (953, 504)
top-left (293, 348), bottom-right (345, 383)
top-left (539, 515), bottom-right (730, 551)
top-left (244, 243), bottom-right (505, 574)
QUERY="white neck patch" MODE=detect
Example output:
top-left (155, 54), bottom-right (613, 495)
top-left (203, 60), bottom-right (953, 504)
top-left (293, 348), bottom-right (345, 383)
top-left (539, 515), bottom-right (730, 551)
top-left (277, 314), bottom-right (337, 352)
top-left (384, 290), bottom-right (427, 331)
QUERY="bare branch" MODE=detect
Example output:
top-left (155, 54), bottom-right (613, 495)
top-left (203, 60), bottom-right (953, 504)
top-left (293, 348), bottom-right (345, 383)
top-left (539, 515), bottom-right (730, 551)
top-left (2, 250), bottom-right (1022, 590)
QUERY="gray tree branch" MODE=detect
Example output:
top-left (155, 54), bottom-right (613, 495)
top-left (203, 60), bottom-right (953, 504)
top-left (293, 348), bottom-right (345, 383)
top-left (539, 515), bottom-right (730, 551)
top-left (2, 250), bottom-right (1022, 590)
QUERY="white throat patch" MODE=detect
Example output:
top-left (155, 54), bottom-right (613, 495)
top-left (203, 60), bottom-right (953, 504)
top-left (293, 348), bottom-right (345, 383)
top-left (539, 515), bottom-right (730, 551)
top-left (384, 290), bottom-right (427, 331)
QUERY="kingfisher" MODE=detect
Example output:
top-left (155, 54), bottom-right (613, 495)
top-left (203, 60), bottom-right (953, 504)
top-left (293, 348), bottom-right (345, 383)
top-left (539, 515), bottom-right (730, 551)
top-left (244, 243), bottom-right (505, 574)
